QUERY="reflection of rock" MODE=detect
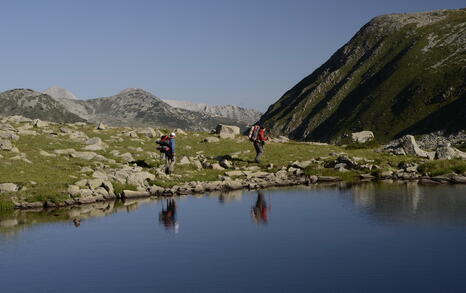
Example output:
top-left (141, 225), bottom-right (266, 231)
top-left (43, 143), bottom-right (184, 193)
top-left (218, 190), bottom-right (244, 203)
top-left (348, 182), bottom-right (466, 224)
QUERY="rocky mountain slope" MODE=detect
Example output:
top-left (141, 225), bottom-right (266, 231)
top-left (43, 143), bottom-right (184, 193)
top-left (25, 88), bottom-right (248, 131)
top-left (0, 89), bottom-right (85, 123)
top-left (44, 86), bottom-right (78, 100)
top-left (164, 99), bottom-right (262, 124)
top-left (259, 8), bottom-right (466, 142)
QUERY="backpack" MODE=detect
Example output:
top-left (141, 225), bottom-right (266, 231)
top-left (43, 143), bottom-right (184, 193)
top-left (248, 125), bottom-right (260, 142)
top-left (156, 135), bottom-right (171, 153)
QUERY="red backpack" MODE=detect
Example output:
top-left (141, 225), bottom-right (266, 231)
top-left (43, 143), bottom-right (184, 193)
top-left (248, 125), bottom-right (260, 142)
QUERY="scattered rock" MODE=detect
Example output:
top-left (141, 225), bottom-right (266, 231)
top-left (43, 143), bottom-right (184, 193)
top-left (211, 163), bottom-right (225, 170)
top-left (32, 119), bottom-right (48, 128)
top-left (435, 143), bottom-right (466, 160)
top-left (216, 124), bottom-right (240, 139)
top-left (174, 128), bottom-right (187, 135)
top-left (39, 150), bottom-right (56, 157)
top-left (0, 183), bottom-right (19, 193)
top-left (96, 122), bottom-right (107, 130)
top-left (351, 131), bottom-right (375, 143)
top-left (179, 156), bottom-right (190, 165)
top-left (204, 137), bottom-right (220, 143)
top-left (400, 135), bottom-right (435, 159)
top-left (0, 140), bottom-right (14, 151)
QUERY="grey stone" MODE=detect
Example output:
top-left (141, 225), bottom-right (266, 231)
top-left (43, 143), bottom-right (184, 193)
top-left (203, 137), bottom-right (220, 143)
top-left (0, 183), bottom-right (18, 193)
top-left (96, 122), bottom-right (106, 130)
top-left (122, 190), bottom-right (151, 199)
top-left (400, 135), bottom-right (434, 159)
top-left (351, 131), bottom-right (375, 143)
top-left (179, 156), bottom-right (190, 165)
top-left (0, 140), bottom-right (14, 151)
top-left (211, 163), bottom-right (225, 170)
top-left (435, 143), bottom-right (466, 160)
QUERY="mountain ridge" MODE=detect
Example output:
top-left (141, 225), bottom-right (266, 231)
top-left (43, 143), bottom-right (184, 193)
top-left (259, 8), bottom-right (466, 143)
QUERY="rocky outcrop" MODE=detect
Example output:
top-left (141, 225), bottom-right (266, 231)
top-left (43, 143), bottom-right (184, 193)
top-left (435, 143), bottom-right (466, 160)
top-left (43, 86), bottom-right (78, 100)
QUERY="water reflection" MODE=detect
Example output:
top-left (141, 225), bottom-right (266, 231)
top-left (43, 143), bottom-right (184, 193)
top-left (348, 182), bottom-right (466, 224)
top-left (2, 183), bottom-right (466, 237)
top-left (0, 199), bottom-right (155, 239)
top-left (251, 191), bottom-right (270, 225)
top-left (158, 198), bottom-right (179, 233)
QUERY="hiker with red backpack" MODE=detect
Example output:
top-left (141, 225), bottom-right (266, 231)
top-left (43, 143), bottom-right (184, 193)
top-left (248, 125), bottom-right (268, 163)
top-left (156, 133), bottom-right (176, 174)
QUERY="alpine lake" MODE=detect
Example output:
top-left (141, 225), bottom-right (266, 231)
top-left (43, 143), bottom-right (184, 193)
top-left (1, 182), bottom-right (466, 293)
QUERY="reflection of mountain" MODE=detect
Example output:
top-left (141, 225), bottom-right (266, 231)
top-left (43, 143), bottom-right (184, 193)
top-left (349, 183), bottom-right (466, 224)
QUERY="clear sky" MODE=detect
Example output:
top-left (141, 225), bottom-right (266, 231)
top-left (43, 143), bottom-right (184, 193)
top-left (0, 0), bottom-right (464, 111)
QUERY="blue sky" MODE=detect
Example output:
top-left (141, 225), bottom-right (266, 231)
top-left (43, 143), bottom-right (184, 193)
top-left (0, 0), bottom-right (464, 110)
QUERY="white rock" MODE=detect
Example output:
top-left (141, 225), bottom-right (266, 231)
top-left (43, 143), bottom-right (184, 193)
top-left (351, 131), bottom-right (375, 143)
top-left (0, 183), bottom-right (19, 193)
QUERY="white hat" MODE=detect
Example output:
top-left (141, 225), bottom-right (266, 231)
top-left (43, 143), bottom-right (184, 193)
top-left (170, 132), bottom-right (176, 137)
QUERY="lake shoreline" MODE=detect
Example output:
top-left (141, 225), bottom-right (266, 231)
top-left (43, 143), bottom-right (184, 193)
top-left (12, 172), bottom-right (466, 210)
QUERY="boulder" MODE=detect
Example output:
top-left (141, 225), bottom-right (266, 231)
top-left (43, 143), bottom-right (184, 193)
top-left (220, 159), bottom-right (232, 169)
top-left (32, 119), bottom-right (48, 128)
top-left (39, 150), bottom-right (56, 157)
top-left (96, 122), bottom-right (106, 130)
top-left (400, 135), bottom-right (434, 159)
top-left (178, 156), bottom-right (190, 165)
top-left (435, 143), bottom-right (466, 160)
top-left (120, 152), bottom-right (134, 163)
top-left (137, 128), bottom-right (156, 138)
top-left (0, 140), bottom-right (14, 151)
top-left (0, 183), bottom-right (18, 193)
top-left (83, 137), bottom-right (107, 151)
top-left (191, 160), bottom-right (203, 170)
top-left (225, 171), bottom-right (244, 177)
top-left (71, 151), bottom-right (98, 161)
top-left (0, 131), bottom-right (20, 141)
top-left (174, 128), bottom-right (187, 135)
top-left (216, 124), bottom-right (240, 138)
top-left (211, 163), bottom-right (225, 170)
top-left (204, 137), bottom-right (220, 143)
top-left (351, 131), bottom-right (374, 143)
top-left (122, 190), bottom-right (151, 199)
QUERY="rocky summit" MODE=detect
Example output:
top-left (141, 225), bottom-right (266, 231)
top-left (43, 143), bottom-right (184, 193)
top-left (259, 8), bottom-right (466, 143)
top-left (0, 89), bottom-right (85, 123)
top-left (164, 99), bottom-right (262, 124)
top-left (43, 86), bottom-right (78, 100)
top-left (0, 88), bottom-right (249, 131)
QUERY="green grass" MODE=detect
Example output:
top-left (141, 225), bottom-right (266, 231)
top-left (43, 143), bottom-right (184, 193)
top-left (1, 120), bottom-right (465, 206)
top-left (113, 182), bottom-right (138, 196)
top-left (418, 160), bottom-right (466, 176)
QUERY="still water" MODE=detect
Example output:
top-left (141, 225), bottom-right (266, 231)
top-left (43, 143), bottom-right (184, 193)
top-left (1, 183), bottom-right (466, 292)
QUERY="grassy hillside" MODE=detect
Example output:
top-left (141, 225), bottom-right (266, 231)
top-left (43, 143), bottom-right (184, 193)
top-left (260, 9), bottom-right (466, 143)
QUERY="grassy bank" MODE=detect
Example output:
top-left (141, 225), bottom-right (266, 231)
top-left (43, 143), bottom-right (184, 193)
top-left (1, 120), bottom-right (465, 210)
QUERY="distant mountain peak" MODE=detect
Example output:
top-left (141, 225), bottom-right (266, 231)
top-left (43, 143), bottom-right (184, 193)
top-left (44, 86), bottom-right (78, 100)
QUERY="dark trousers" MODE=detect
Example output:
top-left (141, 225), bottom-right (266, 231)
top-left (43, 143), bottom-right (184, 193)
top-left (254, 141), bottom-right (264, 163)
top-left (165, 153), bottom-right (176, 174)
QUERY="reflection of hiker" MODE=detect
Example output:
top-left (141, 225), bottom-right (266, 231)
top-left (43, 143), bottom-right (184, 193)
top-left (249, 125), bottom-right (268, 163)
top-left (159, 199), bottom-right (178, 231)
top-left (73, 218), bottom-right (81, 228)
top-left (251, 191), bottom-right (269, 224)
top-left (156, 133), bottom-right (176, 174)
